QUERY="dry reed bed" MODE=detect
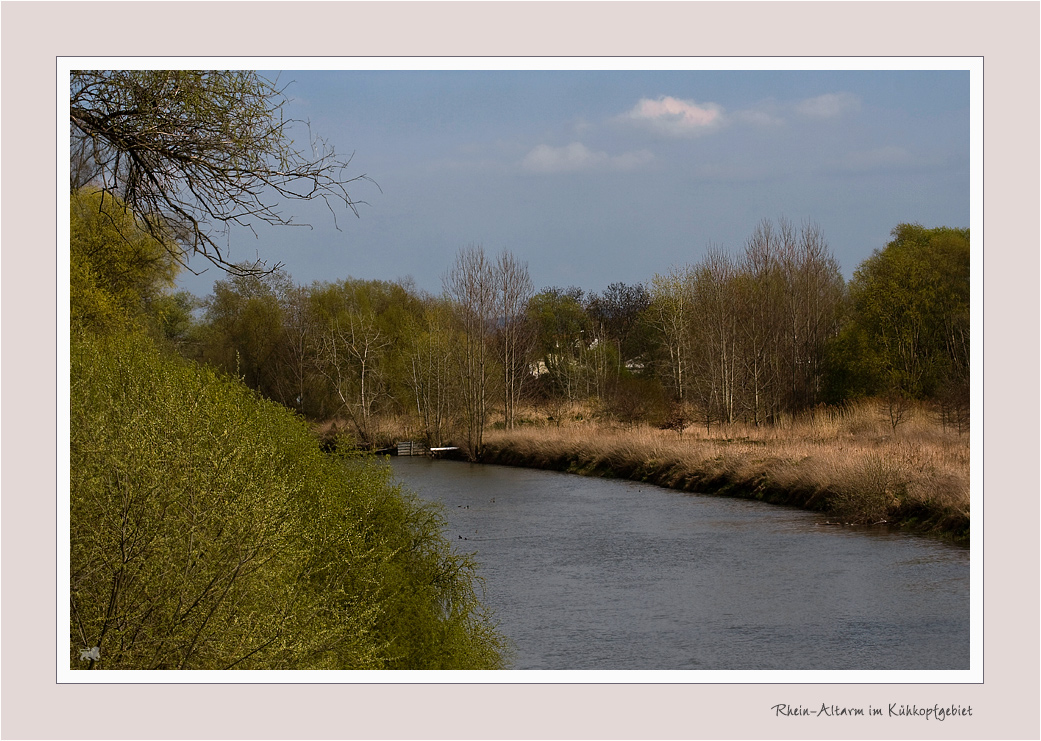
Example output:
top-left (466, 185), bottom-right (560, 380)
top-left (482, 404), bottom-right (969, 543)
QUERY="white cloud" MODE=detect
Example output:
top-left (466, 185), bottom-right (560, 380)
top-left (521, 142), bottom-right (653, 174)
top-left (621, 95), bottom-right (725, 136)
top-left (795, 92), bottom-right (861, 119)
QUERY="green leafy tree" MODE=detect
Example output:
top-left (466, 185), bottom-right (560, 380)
top-left (829, 224), bottom-right (969, 410)
top-left (312, 280), bottom-right (399, 444)
top-left (71, 188), bottom-right (180, 333)
top-left (150, 290), bottom-right (200, 348)
top-left (527, 286), bottom-right (595, 405)
top-left (70, 70), bottom-right (372, 274)
top-left (197, 270), bottom-right (289, 399)
top-left (586, 282), bottom-right (653, 377)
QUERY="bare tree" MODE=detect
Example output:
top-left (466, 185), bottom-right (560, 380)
top-left (444, 245), bottom-right (497, 459)
top-left (70, 70), bottom-right (374, 275)
top-left (494, 251), bottom-right (535, 430)
top-left (776, 218), bottom-right (844, 412)
top-left (697, 247), bottom-right (739, 425)
top-left (738, 219), bottom-right (784, 425)
top-left (648, 267), bottom-right (695, 401)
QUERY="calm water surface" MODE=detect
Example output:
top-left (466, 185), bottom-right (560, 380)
top-left (390, 457), bottom-right (969, 671)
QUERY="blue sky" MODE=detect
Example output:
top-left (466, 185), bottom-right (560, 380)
top-left (176, 67), bottom-right (970, 299)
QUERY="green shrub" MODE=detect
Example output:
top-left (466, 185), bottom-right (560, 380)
top-left (70, 188), bottom-right (180, 335)
top-left (70, 329), bottom-right (510, 669)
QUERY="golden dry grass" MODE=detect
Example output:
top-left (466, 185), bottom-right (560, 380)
top-left (483, 400), bottom-right (969, 540)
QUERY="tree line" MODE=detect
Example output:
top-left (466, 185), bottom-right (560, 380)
top-left (70, 70), bottom-right (970, 459)
top-left (163, 219), bottom-right (970, 458)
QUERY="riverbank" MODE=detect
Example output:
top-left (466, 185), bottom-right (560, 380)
top-left (479, 405), bottom-right (969, 545)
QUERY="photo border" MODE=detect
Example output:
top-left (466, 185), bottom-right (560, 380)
top-left (55, 54), bottom-right (984, 689)
top-left (4, 2), bottom-right (1037, 738)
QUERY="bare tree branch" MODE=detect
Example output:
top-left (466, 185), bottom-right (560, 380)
top-left (70, 70), bottom-right (376, 276)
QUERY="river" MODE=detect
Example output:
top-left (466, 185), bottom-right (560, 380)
top-left (390, 457), bottom-right (970, 671)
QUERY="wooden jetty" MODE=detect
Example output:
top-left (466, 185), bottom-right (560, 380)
top-left (395, 441), bottom-right (460, 458)
top-left (397, 441), bottom-right (429, 456)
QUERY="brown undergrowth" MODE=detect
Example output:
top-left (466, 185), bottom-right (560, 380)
top-left (481, 401), bottom-right (970, 544)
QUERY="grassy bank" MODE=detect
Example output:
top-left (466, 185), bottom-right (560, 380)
top-left (71, 329), bottom-right (511, 669)
top-left (480, 402), bottom-right (969, 544)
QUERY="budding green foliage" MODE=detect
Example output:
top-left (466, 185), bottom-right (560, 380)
top-left (70, 331), bottom-right (511, 669)
top-left (827, 223), bottom-right (970, 402)
top-left (70, 188), bottom-right (180, 333)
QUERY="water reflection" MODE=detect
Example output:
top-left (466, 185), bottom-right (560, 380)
top-left (390, 457), bottom-right (969, 671)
